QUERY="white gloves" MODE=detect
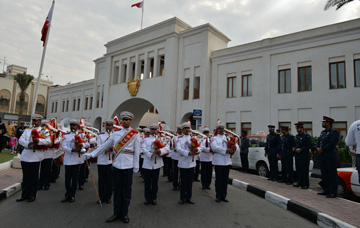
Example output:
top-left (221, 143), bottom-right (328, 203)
top-left (83, 153), bottom-right (92, 160)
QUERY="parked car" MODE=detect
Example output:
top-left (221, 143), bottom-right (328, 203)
top-left (337, 167), bottom-right (360, 198)
top-left (231, 134), bottom-right (314, 177)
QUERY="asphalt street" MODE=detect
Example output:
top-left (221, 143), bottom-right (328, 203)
top-left (0, 165), bottom-right (318, 228)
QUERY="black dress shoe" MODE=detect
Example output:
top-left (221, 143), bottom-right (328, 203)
top-left (106, 215), bottom-right (120, 223)
top-left (186, 199), bottom-right (195, 204)
top-left (44, 186), bottom-right (50, 191)
top-left (27, 197), bottom-right (36, 202)
top-left (221, 198), bottom-right (229, 203)
top-left (178, 199), bottom-right (185, 205)
top-left (267, 178), bottom-right (272, 180)
top-left (104, 199), bottom-right (111, 204)
top-left (277, 180), bottom-right (286, 183)
top-left (326, 194), bottom-right (337, 198)
top-left (151, 200), bottom-right (157, 205)
top-left (79, 186), bottom-right (84, 190)
top-left (286, 182), bottom-right (293, 185)
top-left (16, 197), bottom-right (28, 202)
top-left (317, 192), bottom-right (329, 195)
top-left (301, 186), bottom-right (309, 189)
top-left (121, 216), bottom-right (130, 223)
top-left (69, 197), bottom-right (75, 203)
top-left (206, 187), bottom-right (211, 190)
top-left (61, 197), bottom-right (70, 203)
top-left (38, 186), bottom-right (43, 190)
top-left (193, 179), bottom-right (200, 182)
top-left (144, 200), bottom-right (151, 205)
top-left (293, 184), bottom-right (300, 187)
top-left (202, 187), bottom-right (206, 190)
top-left (51, 180), bottom-right (56, 183)
top-left (215, 198), bottom-right (221, 203)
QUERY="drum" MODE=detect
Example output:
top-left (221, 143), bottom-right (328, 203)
top-left (54, 150), bottom-right (65, 166)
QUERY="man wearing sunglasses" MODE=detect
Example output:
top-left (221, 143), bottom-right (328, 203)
top-left (86, 111), bottom-right (140, 224)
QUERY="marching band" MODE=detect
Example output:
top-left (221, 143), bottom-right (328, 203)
top-left (16, 111), bottom-right (239, 224)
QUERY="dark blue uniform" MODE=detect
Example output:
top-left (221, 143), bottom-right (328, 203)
top-left (316, 128), bottom-right (339, 195)
top-left (265, 132), bottom-right (281, 180)
top-left (280, 133), bottom-right (295, 184)
top-left (294, 132), bottom-right (312, 188)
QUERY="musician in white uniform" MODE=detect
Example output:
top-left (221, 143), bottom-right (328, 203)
top-left (171, 125), bottom-right (182, 191)
top-left (17, 114), bottom-right (51, 202)
top-left (141, 123), bottom-right (169, 205)
top-left (90, 119), bottom-right (114, 204)
top-left (176, 122), bottom-right (200, 205)
top-left (211, 121), bottom-right (238, 203)
top-left (38, 120), bottom-right (55, 191)
top-left (61, 119), bottom-right (90, 203)
top-left (85, 111), bottom-right (140, 224)
top-left (139, 128), bottom-right (150, 177)
top-left (200, 127), bottom-right (213, 190)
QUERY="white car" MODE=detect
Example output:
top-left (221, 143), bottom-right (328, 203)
top-left (337, 167), bottom-right (360, 198)
top-left (231, 134), bottom-right (314, 177)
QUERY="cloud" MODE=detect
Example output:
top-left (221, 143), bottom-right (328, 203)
top-left (0, 0), bottom-right (359, 85)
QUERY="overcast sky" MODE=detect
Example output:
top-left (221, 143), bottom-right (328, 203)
top-left (0, 0), bottom-right (359, 85)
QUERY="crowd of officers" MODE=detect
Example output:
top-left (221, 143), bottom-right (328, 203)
top-left (14, 112), bottom-right (342, 224)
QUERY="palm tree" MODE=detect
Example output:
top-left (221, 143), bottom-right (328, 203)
top-left (13, 72), bottom-right (34, 125)
top-left (324, 0), bottom-right (357, 10)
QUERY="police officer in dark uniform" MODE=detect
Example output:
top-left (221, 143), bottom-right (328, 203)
top-left (265, 125), bottom-right (281, 181)
top-left (316, 116), bottom-right (339, 198)
top-left (278, 126), bottom-right (295, 185)
top-left (293, 123), bottom-right (312, 189)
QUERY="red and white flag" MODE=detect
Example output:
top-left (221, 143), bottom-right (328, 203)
top-left (67, 81), bottom-right (71, 85)
top-left (41, 2), bottom-right (55, 47)
top-left (131, 1), bottom-right (143, 8)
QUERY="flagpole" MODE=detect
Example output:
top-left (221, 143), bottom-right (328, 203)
top-left (32, 0), bottom-right (55, 115)
top-left (141, 0), bottom-right (144, 29)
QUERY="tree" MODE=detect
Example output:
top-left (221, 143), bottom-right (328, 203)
top-left (13, 72), bottom-right (34, 125)
top-left (324, 0), bottom-right (357, 10)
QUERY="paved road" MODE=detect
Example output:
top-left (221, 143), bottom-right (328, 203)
top-left (0, 165), bottom-right (317, 228)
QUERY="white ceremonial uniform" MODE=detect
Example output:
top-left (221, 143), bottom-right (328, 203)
top-left (171, 135), bottom-right (181, 161)
top-left (200, 137), bottom-right (213, 162)
top-left (90, 127), bottom-right (140, 170)
top-left (211, 134), bottom-right (238, 166)
top-left (141, 135), bottom-right (169, 170)
top-left (62, 132), bottom-right (90, 166)
top-left (93, 132), bottom-right (113, 165)
top-left (19, 127), bottom-right (51, 162)
top-left (176, 135), bottom-right (201, 168)
top-left (140, 135), bottom-right (146, 159)
top-left (346, 120), bottom-right (360, 154)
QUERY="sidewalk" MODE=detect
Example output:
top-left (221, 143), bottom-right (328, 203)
top-left (229, 169), bottom-right (359, 228)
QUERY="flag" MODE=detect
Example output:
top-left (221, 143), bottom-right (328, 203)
top-left (8, 69), bottom-right (11, 73)
top-left (67, 81), bottom-right (71, 85)
top-left (131, 1), bottom-right (143, 8)
top-left (41, 2), bottom-right (55, 47)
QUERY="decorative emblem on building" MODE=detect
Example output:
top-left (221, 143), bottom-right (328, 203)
top-left (127, 77), bottom-right (141, 96)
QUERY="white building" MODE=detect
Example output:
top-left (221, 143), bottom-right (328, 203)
top-left (48, 17), bottom-right (360, 137)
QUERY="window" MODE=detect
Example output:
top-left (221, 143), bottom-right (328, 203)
top-left (140, 60), bottom-right (145, 80)
top-left (299, 122), bottom-right (312, 136)
top-left (333, 122), bottom-right (347, 140)
top-left (66, 100), bottom-right (69, 112)
top-left (193, 77), bottom-right (200, 99)
top-left (96, 92), bottom-right (100, 108)
top-left (184, 78), bottom-right (189, 100)
top-left (62, 100), bottom-right (65, 112)
top-left (85, 97), bottom-right (88, 110)
top-left (149, 58), bottom-right (154, 78)
top-left (278, 122), bottom-right (291, 132)
top-left (101, 86), bottom-right (104, 108)
top-left (130, 62), bottom-right (136, 80)
top-left (113, 63), bottom-right (119, 85)
top-left (279, 69), bottom-right (291, 93)
top-left (329, 61), bottom-right (346, 89)
top-left (89, 96), bottom-right (93, 110)
top-left (354, 59), bottom-right (360, 87)
top-left (226, 123), bottom-right (236, 133)
top-left (298, 66), bottom-right (312, 91)
top-left (55, 102), bottom-right (58, 113)
top-left (241, 122), bottom-right (252, 135)
top-left (73, 99), bottom-right (76, 111)
top-left (227, 76), bottom-right (236, 98)
top-left (120, 64), bottom-right (127, 83)
top-left (242, 74), bottom-right (252, 97)
top-left (51, 102), bottom-right (54, 113)
top-left (159, 55), bottom-right (165, 76)
top-left (77, 98), bottom-right (80, 111)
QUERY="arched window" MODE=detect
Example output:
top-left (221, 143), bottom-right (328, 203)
top-left (35, 95), bottom-right (46, 115)
top-left (0, 89), bottom-right (11, 112)
top-left (15, 93), bottom-right (29, 114)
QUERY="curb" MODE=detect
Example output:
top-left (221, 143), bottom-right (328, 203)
top-left (227, 177), bottom-right (356, 228)
top-left (0, 160), bottom-right (12, 172)
top-left (0, 182), bottom-right (21, 202)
